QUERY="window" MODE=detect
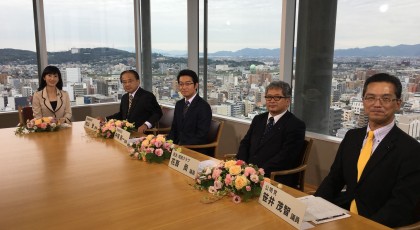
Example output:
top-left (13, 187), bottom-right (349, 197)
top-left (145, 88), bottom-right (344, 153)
top-left (206, 0), bottom-right (283, 119)
top-left (332, 0), bottom-right (420, 138)
top-left (43, 0), bottom-right (135, 105)
top-left (0, 0), bottom-right (37, 111)
top-left (150, 0), bottom-right (188, 105)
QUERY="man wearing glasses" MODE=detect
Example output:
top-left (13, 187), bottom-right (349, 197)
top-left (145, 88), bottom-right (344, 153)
top-left (167, 69), bottom-right (212, 155)
top-left (99, 70), bottom-right (162, 133)
top-left (315, 73), bottom-right (420, 228)
top-left (236, 81), bottom-right (306, 188)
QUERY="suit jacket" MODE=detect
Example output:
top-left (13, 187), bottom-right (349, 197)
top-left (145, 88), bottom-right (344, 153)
top-left (315, 125), bottom-right (420, 228)
top-left (107, 88), bottom-right (162, 129)
top-left (167, 95), bottom-right (212, 147)
top-left (32, 88), bottom-right (72, 123)
top-left (236, 111), bottom-right (306, 186)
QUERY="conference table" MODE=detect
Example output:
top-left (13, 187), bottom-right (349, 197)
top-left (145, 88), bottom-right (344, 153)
top-left (0, 122), bottom-right (391, 229)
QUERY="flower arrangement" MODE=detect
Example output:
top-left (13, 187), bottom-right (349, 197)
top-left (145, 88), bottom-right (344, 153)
top-left (15, 117), bottom-right (60, 135)
top-left (129, 134), bottom-right (179, 163)
top-left (195, 160), bottom-right (268, 203)
top-left (97, 119), bottom-right (136, 139)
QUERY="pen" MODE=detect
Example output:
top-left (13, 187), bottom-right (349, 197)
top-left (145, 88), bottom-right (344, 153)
top-left (315, 213), bottom-right (346, 222)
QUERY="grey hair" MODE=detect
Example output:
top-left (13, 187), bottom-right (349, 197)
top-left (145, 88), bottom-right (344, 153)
top-left (265, 81), bottom-right (292, 97)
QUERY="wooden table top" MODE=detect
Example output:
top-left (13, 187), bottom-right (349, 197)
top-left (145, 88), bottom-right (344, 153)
top-left (0, 122), bottom-right (391, 229)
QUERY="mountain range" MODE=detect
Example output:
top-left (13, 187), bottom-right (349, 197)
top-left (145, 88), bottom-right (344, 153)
top-left (1, 44), bottom-right (420, 65)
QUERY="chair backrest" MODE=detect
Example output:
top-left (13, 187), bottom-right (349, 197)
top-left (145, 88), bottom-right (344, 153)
top-left (158, 107), bottom-right (174, 128)
top-left (297, 138), bottom-right (314, 190)
top-left (207, 119), bottom-right (224, 156)
top-left (18, 106), bottom-right (34, 125)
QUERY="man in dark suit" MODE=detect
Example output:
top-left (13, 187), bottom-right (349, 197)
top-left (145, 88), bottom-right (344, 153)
top-left (167, 69), bottom-right (212, 155)
top-left (315, 73), bottom-right (420, 228)
top-left (236, 81), bottom-right (306, 187)
top-left (101, 70), bottom-right (162, 133)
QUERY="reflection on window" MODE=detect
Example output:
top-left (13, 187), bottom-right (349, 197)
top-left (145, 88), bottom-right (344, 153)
top-left (43, 0), bottom-right (134, 105)
top-left (0, 0), bottom-right (37, 112)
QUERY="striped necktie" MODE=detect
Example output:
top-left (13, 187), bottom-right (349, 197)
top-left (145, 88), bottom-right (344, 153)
top-left (350, 130), bottom-right (374, 213)
top-left (128, 94), bottom-right (134, 113)
top-left (260, 117), bottom-right (274, 143)
top-left (183, 101), bottom-right (190, 117)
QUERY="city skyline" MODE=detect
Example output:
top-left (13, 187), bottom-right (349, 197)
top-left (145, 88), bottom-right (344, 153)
top-left (1, 0), bottom-right (420, 52)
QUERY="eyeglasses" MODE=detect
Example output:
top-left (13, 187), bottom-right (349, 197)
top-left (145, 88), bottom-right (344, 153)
top-left (178, 82), bottom-right (195, 87)
top-left (264, 96), bottom-right (289, 101)
top-left (363, 95), bottom-right (399, 104)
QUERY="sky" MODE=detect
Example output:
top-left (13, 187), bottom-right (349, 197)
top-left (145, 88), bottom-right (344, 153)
top-left (1, 0), bottom-right (420, 52)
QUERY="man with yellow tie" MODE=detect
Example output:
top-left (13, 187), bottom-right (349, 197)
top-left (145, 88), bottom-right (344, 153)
top-left (315, 73), bottom-right (420, 228)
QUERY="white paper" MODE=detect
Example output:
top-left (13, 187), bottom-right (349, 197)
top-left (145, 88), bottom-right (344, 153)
top-left (298, 195), bottom-right (350, 224)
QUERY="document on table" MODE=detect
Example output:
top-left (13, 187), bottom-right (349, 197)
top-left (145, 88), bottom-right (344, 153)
top-left (298, 195), bottom-right (350, 224)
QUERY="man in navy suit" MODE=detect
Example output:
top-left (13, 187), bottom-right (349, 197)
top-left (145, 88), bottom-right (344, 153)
top-left (167, 69), bottom-right (212, 155)
top-left (236, 81), bottom-right (306, 187)
top-left (315, 73), bottom-right (420, 228)
top-left (101, 70), bottom-right (162, 133)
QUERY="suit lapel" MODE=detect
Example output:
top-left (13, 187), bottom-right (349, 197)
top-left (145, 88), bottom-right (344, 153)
top-left (55, 90), bottom-right (63, 112)
top-left (358, 125), bottom-right (398, 183)
top-left (180, 96), bottom-right (199, 128)
top-left (263, 111), bottom-right (290, 142)
top-left (41, 88), bottom-right (55, 114)
top-left (127, 89), bottom-right (141, 119)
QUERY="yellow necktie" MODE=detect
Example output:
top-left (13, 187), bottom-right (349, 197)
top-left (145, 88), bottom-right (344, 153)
top-left (350, 130), bottom-right (374, 213)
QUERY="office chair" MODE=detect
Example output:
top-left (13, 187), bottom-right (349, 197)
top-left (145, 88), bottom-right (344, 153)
top-left (270, 138), bottom-right (313, 192)
top-left (18, 106), bottom-right (34, 126)
top-left (182, 119), bottom-right (224, 158)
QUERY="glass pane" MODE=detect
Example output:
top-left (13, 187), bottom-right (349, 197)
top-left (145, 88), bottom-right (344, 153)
top-left (333, 0), bottom-right (420, 138)
top-left (207, 0), bottom-right (282, 119)
top-left (0, 0), bottom-right (37, 112)
top-left (150, 0), bottom-right (187, 105)
top-left (44, 0), bottom-right (135, 105)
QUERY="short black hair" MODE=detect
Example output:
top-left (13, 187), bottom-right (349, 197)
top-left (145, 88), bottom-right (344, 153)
top-left (38, 66), bottom-right (63, 91)
top-left (120, 70), bottom-right (140, 82)
top-left (177, 69), bottom-right (199, 84)
top-left (363, 73), bottom-right (402, 99)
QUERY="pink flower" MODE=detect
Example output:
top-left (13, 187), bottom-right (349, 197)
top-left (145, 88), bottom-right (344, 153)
top-left (154, 148), bottom-right (163, 156)
top-left (214, 180), bottom-right (223, 190)
top-left (258, 168), bottom-right (265, 176)
top-left (134, 152), bottom-right (139, 158)
top-left (163, 142), bottom-right (171, 149)
top-left (150, 138), bottom-right (156, 145)
top-left (232, 195), bottom-right (242, 204)
top-left (236, 160), bottom-right (245, 166)
top-left (212, 168), bottom-right (222, 179)
top-left (224, 174), bottom-right (232, 185)
top-left (154, 140), bottom-right (163, 148)
top-left (208, 186), bottom-right (217, 194)
top-left (246, 186), bottom-right (251, 191)
top-left (244, 167), bottom-right (256, 177)
top-left (40, 123), bottom-right (47, 129)
top-left (250, 174), bottom-right (260, 183)
top-left (146, 148), bottom-right (154, 153)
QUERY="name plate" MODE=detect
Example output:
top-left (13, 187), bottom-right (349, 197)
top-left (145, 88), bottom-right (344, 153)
top-left (114, 127), bottom-right (131, 146)
top-left (168, 150), bottom-right (200, 179)
top-left (84, 116), bottom-right (101, 131)
top-left (259, 182), bottom-right (307, 229)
